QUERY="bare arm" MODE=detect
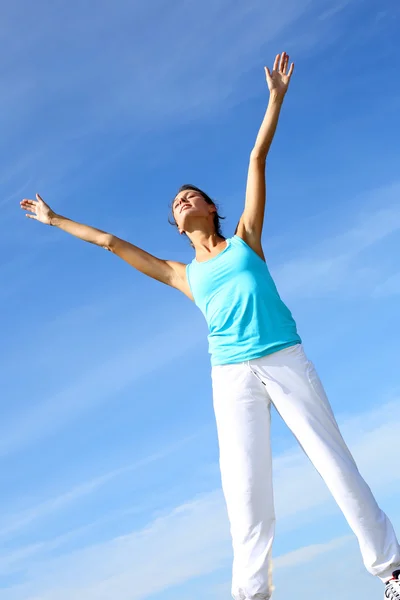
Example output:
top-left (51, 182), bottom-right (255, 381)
top-left (107, 236), bottom-right (192, 299)
top-left (236, 52), bottom-right (294, 257)
top-left (49, 213), bottom-right (113, 248)
top-left (20, 194), bottom-right (193, 299)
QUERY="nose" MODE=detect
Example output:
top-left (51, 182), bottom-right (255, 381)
top-left (176, 198), bottom-right (189, 211)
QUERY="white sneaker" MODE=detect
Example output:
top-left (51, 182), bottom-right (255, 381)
top-left (385, 570), bottom-right (400, 599)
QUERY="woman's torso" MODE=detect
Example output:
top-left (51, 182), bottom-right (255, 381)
top-left (186, 235), bottom-right (301, 365)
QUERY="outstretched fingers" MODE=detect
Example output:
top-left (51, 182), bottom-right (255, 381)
top-left (275, 52), bottom-right (294, 76)
top-left (279, 52), bottom-right (287, 72)
top-left (20, 198), bottom-right (37, 217)
top-left (20, 193), bottom-right (50, 223)
top-left (21, 199), bottom-right (37, 208)
top-left (265, 51), bottom-right (295, 94)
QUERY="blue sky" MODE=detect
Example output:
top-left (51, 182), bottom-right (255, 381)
top-left (1, 0), bottom-right (400, 598)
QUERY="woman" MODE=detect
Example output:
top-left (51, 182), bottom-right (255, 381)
top-left (20, 52), bottom-right (400, 600)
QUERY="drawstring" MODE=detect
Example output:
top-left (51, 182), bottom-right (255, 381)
top-left (246, 361), bottom-right (267, 387)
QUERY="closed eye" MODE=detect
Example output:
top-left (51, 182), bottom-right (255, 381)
top-left (173, 192), bottom-right (196, 210)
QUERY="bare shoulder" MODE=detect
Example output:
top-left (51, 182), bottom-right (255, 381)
top-left (234, 226), bottom-right (266, 262)
top-left (166, 260), bottom-right (194, 301)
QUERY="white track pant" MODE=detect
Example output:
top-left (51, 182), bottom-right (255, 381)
top-left (211, 344), bottom-right (400, 600)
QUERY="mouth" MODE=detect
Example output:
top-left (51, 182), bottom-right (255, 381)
top-left (180, 205), bottom-right (191, 213)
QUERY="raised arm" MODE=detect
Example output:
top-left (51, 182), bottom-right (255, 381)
top-left (20, 194), bottom-right (193, 299)
top-left (236, 52), bottom-right (294, 258)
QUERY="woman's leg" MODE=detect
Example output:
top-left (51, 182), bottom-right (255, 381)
top-left (212, 362), bottom-right (275, 600)
top-left (248, 344), bottom-right (400, 582)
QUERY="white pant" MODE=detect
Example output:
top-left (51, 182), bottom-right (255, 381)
top-left (211, 343), bottom-right (400, 600)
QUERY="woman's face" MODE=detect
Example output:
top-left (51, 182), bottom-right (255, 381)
top-left (172, 189), bottom-right (216, 233)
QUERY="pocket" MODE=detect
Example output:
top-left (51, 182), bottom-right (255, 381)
top-left (211, 364), bottom-right (229, 389)
top-left (210, 364), bottom-right (236, 400)
top-left (305, 360), bottom-right (335, 417)
top-left (306, 360), bottom-right (324, 398)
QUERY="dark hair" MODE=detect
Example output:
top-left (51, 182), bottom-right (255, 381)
top-left (168, 184), bottom-right (225, 243)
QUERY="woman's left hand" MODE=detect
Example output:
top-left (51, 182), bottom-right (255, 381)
top-left (265, 52), bottom-right (294, 97)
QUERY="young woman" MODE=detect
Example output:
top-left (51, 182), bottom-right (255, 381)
top-left (20, 53), bottom-right (400, 600)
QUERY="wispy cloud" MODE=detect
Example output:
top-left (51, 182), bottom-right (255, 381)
top-left (0, 306), bottom-right (203, 457)
top-left (372, 271), bottom-right (400, 297)
top-left (274, 534), bottom-right (353, 569)
top-left (216, 532), bottom-right (384, 600)
top-left (0, 490), bottom-right (231, 600)
top-left (272, 181), bottom-right (400, 299)
top-left (0, 0), bottom-right (354, 195)
top-left (0, 429), bottom-right (203, 540)
top-left (0, 0), bottom-right (337, 129)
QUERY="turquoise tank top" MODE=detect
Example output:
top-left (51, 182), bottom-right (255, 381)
top-left (186, 235), bottom-right (301, 366)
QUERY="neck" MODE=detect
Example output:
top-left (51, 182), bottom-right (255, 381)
top-left (187, 230), bottom-right (224, 256)
top-left (182, 214), bottom-right (224, 254)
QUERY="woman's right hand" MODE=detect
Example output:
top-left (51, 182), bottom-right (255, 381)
top-left (20, 194), bottom-right (56, 225)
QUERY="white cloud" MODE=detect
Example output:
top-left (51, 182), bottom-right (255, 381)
top-left (0, 308), bottom-right (202, 457)
top-left (0, 491), bottom-right (231, 600)
top-left (0, 0), bottom-right (329, 129)
top-left (274, 534), bottom-right (353, 569)
top-left (318, 1), bottom-right (351, 21)
top-left (1, 398), bottom-right (399, 599)
top-left (0, 429), bottom-right (202, 540)
top-left (272, 182), bottom-right (400, 299)
top-left (0, 0), bottom-right (353, 192)
top-left (372, 272), bottom-right (400, 297)
top-left (216, 533), bottom-right (384, 600)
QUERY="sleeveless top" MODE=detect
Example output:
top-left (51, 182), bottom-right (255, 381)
top-left (186, 235), bottom-right (301, 366)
